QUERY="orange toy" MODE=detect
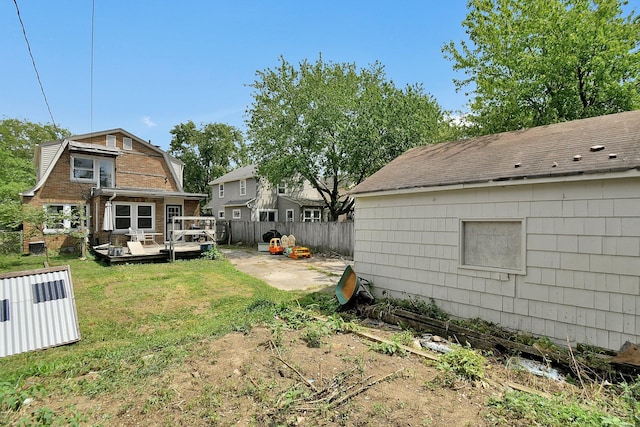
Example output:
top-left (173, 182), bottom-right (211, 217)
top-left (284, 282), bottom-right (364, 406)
top-left (289, 246), bottom-right (311, 259)
top-left (269, 238), bottom-right (283, 255)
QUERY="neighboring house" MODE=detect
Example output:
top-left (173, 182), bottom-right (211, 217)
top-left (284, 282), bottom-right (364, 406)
top-left (20, 129), bottom-right (207, 252)
top-left (350, 110), bottom-right (640, 351)
top-left (204, 164), bottom-right (328, 222)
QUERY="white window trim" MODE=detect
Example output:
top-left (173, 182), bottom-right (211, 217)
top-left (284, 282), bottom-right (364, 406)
top-left (239, 179), bottom-right (247, 196)
top-left (458, 218), bottom-right (526, 275)
top-left (123, 137), bottom-right (132, 150)
top-left (43, 204), bottom-right (89, 233)
top-left (219, 183), bottom-right (225, 198)
top-left (277, 182), bottom-right (287, 195)
top-left (303, 208), bottom-right (321, 222)
top-left (286, 209), bottom-right (294, 222)
top-left (113, 202), bottom-right (156, 232)
top-left (70, 155), bottom-right (114, 188)
top-left (232, 209), bottom-right (241, 219)
top-left (218, 210), bottom-right (225, 219)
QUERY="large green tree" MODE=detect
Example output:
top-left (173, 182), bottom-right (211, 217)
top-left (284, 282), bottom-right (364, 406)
top-left (443, 0), bottom-right (640, 135)
top-left (0, 118), bottom-right (69, 203)
top-left (246, 55), bottom-right (447, 221)
top-left (169, 121), bottom-right (246, 195)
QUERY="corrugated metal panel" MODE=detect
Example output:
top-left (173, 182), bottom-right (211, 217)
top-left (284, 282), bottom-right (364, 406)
top-left (0, 265), bottom-right (80, 358)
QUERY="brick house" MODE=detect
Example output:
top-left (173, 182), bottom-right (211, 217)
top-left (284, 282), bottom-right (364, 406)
top-left (350, 110), bottom-right (640, 351)
top-left (204, 164), bottom-right (328, 223)
top-left (20, 129), bottom-right (207, 253)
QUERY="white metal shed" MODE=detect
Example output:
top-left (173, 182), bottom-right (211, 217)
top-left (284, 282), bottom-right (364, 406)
top-left (1, 265), bottom-right (80, 358)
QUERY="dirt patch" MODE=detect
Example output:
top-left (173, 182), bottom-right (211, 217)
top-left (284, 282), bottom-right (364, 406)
top-left (45, 326), bottom-right (524, 426)
top-left (222, 248), bottom-right (352, 291)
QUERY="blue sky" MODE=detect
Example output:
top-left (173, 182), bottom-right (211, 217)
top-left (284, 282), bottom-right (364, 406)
top-left (1, 1), bottom-right (638, 151)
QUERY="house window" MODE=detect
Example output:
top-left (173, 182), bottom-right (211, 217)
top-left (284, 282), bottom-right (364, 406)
top-left (44, 204), bottom-right (89, 232)
top-left (72, 157), bottom-right (94, 180)
top-left (106, 134), bottom-right (116, 148)
top-left (1, 299), bottom-right (9, 322)
top-left (277, 182), bottom-right (287, 195)
top-left (459, 219), bottom-right (525, 274)
top-left (123, 137), bottom-right (132, 150)
top-left (286, 209), bottom-right (294, 222)
top-left (99, 159), bottom-right (114, 188)
top-left (71, 156), bottom-right (114, 188)
top-left (232, 209), bottom-right (241, 219)
top-left (219, 183), bottom-right (225, 198)
top-left (303, 208), bottom-right (321, 222)
top-left (239, 179), bottom-right (247, 196)
top-left (114, 203), bottom-right (155, 231)
top-left (33, 280), bottom-right (67, 304)
top-left (259, 210), bottom-right (277, 222)
top-left (218, 211), bottom-right (225, 219)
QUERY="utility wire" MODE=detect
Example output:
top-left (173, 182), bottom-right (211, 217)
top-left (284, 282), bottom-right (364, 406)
top-left (12, 0), bottom-right (59, 133)
top-left (90, 0), bottom-right (95, 133)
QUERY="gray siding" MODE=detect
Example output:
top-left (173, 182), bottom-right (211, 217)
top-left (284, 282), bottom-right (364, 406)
top-left (353, 176), bottom-right (640, 351)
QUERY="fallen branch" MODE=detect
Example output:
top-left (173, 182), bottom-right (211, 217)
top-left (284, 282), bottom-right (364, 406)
top-left (327, 369), bottom-right (403, 409)
top-left (270, 339), bottom-right (318, 392)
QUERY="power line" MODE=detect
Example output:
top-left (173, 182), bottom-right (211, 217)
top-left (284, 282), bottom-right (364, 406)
top-left (12, 0), bottom-right (58, 131)
top-left (90, 0), bottom-right (95, 133)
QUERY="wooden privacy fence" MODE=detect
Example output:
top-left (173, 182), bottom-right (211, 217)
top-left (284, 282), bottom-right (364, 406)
top-left (228, 221), bottom-right (354, 257)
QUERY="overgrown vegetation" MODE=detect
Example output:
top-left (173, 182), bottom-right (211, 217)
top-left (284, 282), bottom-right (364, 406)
top-left (436, 345), bottom-right (486, 383)
top-left (1, 253), bottom-right (639, 425)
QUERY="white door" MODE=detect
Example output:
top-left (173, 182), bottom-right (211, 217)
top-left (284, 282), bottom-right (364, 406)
top-left (166, 204), bottom-right (182, 241)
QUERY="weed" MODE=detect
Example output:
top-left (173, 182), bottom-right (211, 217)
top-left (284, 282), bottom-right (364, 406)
top-left (296, 291), bottom-right (340, 314)
top-left (436, 345), bottom-right (485, 383)
top-left (487, 391), bottom-right (628, 426)
top-left (371, 402), bottom-right (389, 416)
top-left (201, 246), bottom-right (224, 260)
top-left (392, 329), bottom-right (415, 346)
top-left (369, 330), bottom-right (416, 356)
top-left (620, 377), bottom-right (640, 424)
top-left (302, 321), bottom-right (332, 348)
top-left (368, 340), bottom-right (404, 356)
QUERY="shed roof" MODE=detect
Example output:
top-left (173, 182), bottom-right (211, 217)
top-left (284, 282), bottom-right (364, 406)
top-left (350, 110), bottom-right (640, 195)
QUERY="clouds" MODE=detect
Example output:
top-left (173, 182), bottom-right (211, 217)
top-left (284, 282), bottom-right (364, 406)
top-left (142, 116), bottom-right (157, 127)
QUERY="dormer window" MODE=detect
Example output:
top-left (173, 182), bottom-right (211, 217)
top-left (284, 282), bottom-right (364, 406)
top-left (277, 182), bottom-right (287, 195)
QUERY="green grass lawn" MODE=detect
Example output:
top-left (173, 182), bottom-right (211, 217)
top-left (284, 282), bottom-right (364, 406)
top-left (0, 253), bottom-right (301, 406)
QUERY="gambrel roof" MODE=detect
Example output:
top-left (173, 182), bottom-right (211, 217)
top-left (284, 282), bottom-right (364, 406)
top-left (351, 110), bottom-right (640, 195)
top-left (21, 128), bottom-right (192, 197)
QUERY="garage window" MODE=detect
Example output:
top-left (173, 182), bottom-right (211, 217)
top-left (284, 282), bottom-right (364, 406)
top-left (459, 219), bottom-right (525, 274)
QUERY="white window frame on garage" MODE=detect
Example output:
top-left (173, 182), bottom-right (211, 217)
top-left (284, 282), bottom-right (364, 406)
top-left (232, 209), bottom-right (241, 219)
top-left (286, 209), bottom-right (294, 222)
top-left (458, 218), bottom-right (526, 275)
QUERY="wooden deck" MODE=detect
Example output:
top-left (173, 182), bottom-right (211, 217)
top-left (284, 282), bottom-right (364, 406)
top-left (92, 242), bottom-right (210, 265)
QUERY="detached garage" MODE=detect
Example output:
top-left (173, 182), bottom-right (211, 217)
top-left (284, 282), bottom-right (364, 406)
top-left (350, 111), bottom-right (640, 351)
top-left (1, 265), bottom-right (80, 358)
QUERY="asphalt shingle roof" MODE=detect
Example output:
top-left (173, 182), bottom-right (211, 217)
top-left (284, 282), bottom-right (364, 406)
top-left (350, 110), bottom-right (640, 195)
